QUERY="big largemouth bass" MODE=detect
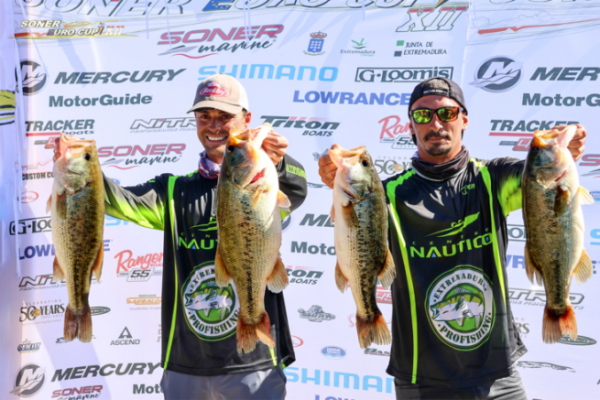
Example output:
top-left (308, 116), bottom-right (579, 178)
top-left (523, 126), bottom-right (594, 343)
top-left (48, 133), bottom-right (104, 342)
top-left (329, 145), bottom-right (395, 349)
top-left (216, 123), bottom-right (291, 354)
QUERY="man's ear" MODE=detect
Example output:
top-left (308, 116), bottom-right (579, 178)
top-left (245, 111), bottom-right (252, 128)
top-left (462, 113), bottom-right (468, 130)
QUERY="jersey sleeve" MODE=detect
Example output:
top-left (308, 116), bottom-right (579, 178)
top-left (486, 157), bottom-right (525, 216)
top-left (103, 173), bottom-right (170, 230)
top-left (276, 154), bottom-right (308, 212)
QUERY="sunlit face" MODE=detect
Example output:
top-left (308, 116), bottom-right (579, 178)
top-left (195, 108), bottom-right (251, 164)
top-left (409, 95), bottom-right (468, 164)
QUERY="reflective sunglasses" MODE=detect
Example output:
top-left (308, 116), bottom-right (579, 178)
top-left (410, 107), bottom-right (464, 124)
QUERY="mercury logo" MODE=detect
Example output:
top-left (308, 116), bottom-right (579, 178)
top-left (470, 56), bottom-right (523, 93)
top-left (11, 364), bottom-right (45, 397)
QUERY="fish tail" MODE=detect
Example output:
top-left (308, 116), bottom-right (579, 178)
top-left (236, 311), bottom-right (275, 354)
top-left (543, 304), bottom-right (577, 344)
top-left (356, 312), bottom-right (391, 349)
top-left (64, 304), bottom-right (92, 343)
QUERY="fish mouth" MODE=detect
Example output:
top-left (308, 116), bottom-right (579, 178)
top-left (246, 168), bottom-right (266, 186)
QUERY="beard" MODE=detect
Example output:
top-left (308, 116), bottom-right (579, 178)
top-left (423, 130), bottom-right (452, 156)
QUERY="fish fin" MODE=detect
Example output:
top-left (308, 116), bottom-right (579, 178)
top-left (341, 202), bottom-right (358, 227)
top-left (91, 244), bottom-right (103, 281)
top-left (237, 311), bottom-right (274, 354)
top-left (214, 246), bottom-right (231, 287)
top-left (46, 195), bottom-right (52, 213)
top-left (524, 243), bottom-right (544, 286)
top-left (578, 186), bottom-right (594, 205)
top-left (456, 318), bottom-right (464, 327)
top-left (356, 312), bottom-right (391, 349)
top-left (55, 192), bottom-right (68, 220)
top-left (377, 248), bottom-right (396, 289)
top-left (276, 190), bottom-right (291, 212)
top-left (52, 257), bottom-right (65, 281)
top-left (543, 303), bottom-right (577, 344)
top-left (554, 186), bottom-right (570, 217)
top-left (330, 205), bottom-right (335, 223)
top-left (251, 187), bottom-right (266, 208)
top-left (64, 304), bottom-right (92, 343)
top-left (334, 261), bottom-right (348, 293)
top-left (574, 249), bottom-right (593, 284)
top-left (267, 255), bottom-right (289, 293)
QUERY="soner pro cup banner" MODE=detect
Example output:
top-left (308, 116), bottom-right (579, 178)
top-left (0, 0), bottom-right (599, 399)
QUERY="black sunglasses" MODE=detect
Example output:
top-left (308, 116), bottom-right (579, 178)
top-left (410, 107), bottom-right (464, 124)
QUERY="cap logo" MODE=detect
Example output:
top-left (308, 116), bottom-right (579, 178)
top-left (423, 89), bottom-right (449, 95)
top-left (199, 82), bottom-right (229, 97)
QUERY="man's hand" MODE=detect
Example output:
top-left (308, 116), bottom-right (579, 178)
top-left (557, 124), bottom-right (586, 162)
top-left (262, 129), bottom-right (288, 165)
top-left (318, 144), bottom-right (341, 189)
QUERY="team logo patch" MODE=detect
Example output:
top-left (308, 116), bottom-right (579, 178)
top-left (425, 265), bottom-right (495, 351)
top-left (199, 82), bottom-right (229, 97)
top-left (182, 262), bottom-right (239, 341)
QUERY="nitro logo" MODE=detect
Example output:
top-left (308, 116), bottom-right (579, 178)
top-left (378, 116), bottom-right (413, 149)
top-left (19, 273), bottom-right (100, 291)
top-left (396, 6), bottom-right (468, 32)
top-left (52, 362), bottom-right (161, 382)
top-left (52, 385), bottom-right (103, 399)
top-left (470, 57), bottom-right (523, 92)
top-left (111, 327), bottom-right (140, 346)
top-left (130, 117), bottom-right (195, 133)
top-left (98, 143), bottom-right (186, 170)
top-left (260, 116), bottom-right (340, 137)
top-left (530, 67), bottom-right (600, 81)
top-left (10, 217), bottom-right (52, 235)
top-left (11, 364), bottom-right (45, 397)
top-left (286, 266), bottom-right (324, 285)
top-left (158, 25), bottom-right (283, 58)
top-left (55, 69), bottom-right (184, 84)
top-left (115, 250), bottom-right (163, 282)
top-left (19, 300), bottom-right (65, 323)
top-left (17, 61), bottom-right (47, 95)
top-left (291, 241), bottom-right (335, 256)
top-left (17, 339), bottom-right (41, 353)
top-left (355, 67), bottom-right (452, 83)
top-left (509, 288), bottom-right (584, 309)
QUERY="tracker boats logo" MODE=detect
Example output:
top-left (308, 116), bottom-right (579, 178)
top-left (355, 67), bottom-right (453, 83)
top-left (98, 143), bottom-right (186, 170)
top-left (378, 115), bottom-right (414, 149)
top-left (490, 119), bottom-right (579, 152)
top-left (158, 25), bottom-right (283, 58)
top-left (17, 339), bottom-right (41, 354)
top-left (19, 300), bottom-right (66, 325)
top-left (426, 266), bottom-right (495, 351)
top-left (182, 262), bottom-right (239, 341)
top-left (130, 117), bottom-right (195, 133)
top-left (115, 250), bottom-right (163, 282)
top-left (298, 305), bottom-right (335, 322)
top-left (260, 116), bottom-right (340, 137)
top-left (286, 266), bottom-right (324, 285)
top-left (27, 120), bottom-right (96, 149)
top-left (470, 56), bottom-right (523, 92)
top-left (396, 5), bottom-right (469, 32)
top-left (17, 61), bottom-right (47, 95)
top-left (111, 327), bottom-right (140, 346)
top-left (11, 364), bottom-right (45, 397)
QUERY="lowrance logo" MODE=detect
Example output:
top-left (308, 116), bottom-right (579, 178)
top-left (293, 91), bottom-right (410, 106)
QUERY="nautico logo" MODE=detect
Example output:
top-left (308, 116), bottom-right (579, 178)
top-left (179, 217), bottom-right (218, 251)
top-left (427, 213), bottom-right (479, 237)
top-left (182, 263), bottom-right (239, 341)
top-left (426, 266), bottom-right (495, 351)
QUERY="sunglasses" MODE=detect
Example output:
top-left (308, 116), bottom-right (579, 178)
top-left (410, 107), bottom-right (464, 124)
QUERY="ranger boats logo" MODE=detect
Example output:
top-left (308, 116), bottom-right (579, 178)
top-left (426, 266), bottom-right (495, 351)
top-left (182, 262), bottom-right (239, 341)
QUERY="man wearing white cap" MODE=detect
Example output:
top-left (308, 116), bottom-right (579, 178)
top-left (56, 74), bottom-right (307, 399)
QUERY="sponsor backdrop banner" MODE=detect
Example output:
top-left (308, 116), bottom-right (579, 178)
top-left (0, 0), bottom-right (598, 399)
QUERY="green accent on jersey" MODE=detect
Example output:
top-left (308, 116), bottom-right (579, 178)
top-left (164, 175), bottom-right (179, 369)
top-left (427, 212), bottom-right (480, 237)
top-left (386, 170), bottom-right (418, 384)
top-left (498, 173), bottom-right (522, 217)
top-left (279, 209), bottom-right (290, 221)
top-left (474, 160), bottom-right (506, 306)
top-left (286, 164), bottom-right (307, 180)
top-left (270, 348), bottom-right (277, 366)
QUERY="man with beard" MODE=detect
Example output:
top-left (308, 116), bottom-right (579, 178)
top-left (55, 74), bottom-right (307, 399)
top-left (318, 77), bottom-right (586, 399)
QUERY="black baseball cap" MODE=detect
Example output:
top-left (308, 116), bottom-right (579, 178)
top-left (408, 77), bottom-right (468, 115)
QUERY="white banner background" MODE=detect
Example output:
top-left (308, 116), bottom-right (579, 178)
top-left (1, 0), bottom-right (598, 399)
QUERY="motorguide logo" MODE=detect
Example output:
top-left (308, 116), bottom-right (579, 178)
top-left (182, 262), bottom-right (239, 341)
top-left (199, 82), bottom-right (229, 96)
top-left (52, 385), bottom-right (103, 399)
top-left (425, 266), bottom-right (495, 351)
top-left (470, 56), bottom-right (523, 92)
top-left (11, 364), bottom-right (45, 397)
top-left (115, 250), bottom-right (163, 282)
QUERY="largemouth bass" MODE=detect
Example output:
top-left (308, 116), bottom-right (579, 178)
top-left (522, 126), bottom-right (594, 343)
top-left (329, 145), bottom-right (395, 349)
top-left (216, 123), bottom-right (291, 354)
top-left (48, 133), bottom-right (104, 342)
